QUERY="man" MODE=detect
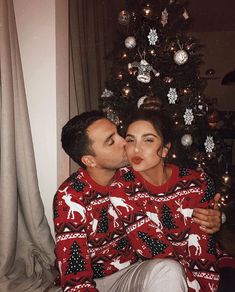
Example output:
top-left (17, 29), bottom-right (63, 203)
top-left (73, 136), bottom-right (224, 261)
top-left (53, 111), bottom-right (221, 292)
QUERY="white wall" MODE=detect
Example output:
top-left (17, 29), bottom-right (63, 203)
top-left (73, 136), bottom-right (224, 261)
top-left (13, 0), bottom-right (69, 234)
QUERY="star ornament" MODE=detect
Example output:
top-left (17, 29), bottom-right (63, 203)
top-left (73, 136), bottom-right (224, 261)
top-left (148, 29), bottom-right (158, 45)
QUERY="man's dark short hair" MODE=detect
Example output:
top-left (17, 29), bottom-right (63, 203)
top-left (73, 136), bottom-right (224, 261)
top-left (61, 110), bottom-right (105, 168)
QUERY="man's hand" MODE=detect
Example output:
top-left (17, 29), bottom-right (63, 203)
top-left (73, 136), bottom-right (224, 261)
top-left (193, 193), bottom-right (221, 234)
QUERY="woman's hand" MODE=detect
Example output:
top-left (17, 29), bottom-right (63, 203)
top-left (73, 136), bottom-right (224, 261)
top-left (193, 193), bottom-right (221, 234)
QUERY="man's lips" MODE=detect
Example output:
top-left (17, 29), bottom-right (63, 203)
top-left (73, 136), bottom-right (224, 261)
top-left (131, 156), bottom-right (143, 164)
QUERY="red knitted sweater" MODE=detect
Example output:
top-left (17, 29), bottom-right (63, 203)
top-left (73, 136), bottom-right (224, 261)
top-left (110, 164), bottom-right (222, 292)
top-left (53, 168), bottom-right (138, 291)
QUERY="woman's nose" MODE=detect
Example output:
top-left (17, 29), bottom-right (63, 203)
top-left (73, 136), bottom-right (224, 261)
top-left (134, 143), bottom-right (140, 153)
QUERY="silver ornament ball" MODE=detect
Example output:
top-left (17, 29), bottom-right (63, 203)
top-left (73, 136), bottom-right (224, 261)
top-left (181, 134), bottom-right (193, 147)
top-left (125, 36), bottom-right (136, 49)
top-left (174, 50), bottom-right (188, 65)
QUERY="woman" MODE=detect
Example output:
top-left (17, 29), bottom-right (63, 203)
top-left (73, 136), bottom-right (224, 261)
top-left (110, 109), bottom-right (220, 291)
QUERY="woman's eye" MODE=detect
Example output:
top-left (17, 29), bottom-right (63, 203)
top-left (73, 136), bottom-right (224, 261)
top-left (125, 138), bottom-right (134, 143)
top-left (145, 139), bottom-right (154, 143)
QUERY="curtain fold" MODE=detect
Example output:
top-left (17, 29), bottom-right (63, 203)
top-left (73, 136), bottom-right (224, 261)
top-left (69, 0), bottom-right (116, 116)
top-left (0, 0), bottom-right (57, 291)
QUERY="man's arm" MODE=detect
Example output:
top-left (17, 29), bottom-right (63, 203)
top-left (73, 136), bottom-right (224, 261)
top-left (53, 186), bottom-right (98, 292)
top-left (193, 193), bottom-right (222, 234)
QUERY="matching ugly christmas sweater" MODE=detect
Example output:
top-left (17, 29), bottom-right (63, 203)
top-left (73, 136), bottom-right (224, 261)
top-left (110, 164), bottom-right (232, 292)
top-left (53, 168), bottom-right (138, 292)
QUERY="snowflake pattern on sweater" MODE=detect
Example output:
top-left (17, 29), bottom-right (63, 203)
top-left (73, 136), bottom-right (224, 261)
top-left (110, 164), bottom-right (220, 292)
top-left (53, 168), bottom-right (138, 292)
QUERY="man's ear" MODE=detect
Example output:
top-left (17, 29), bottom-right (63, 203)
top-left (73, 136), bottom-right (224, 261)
top-left (162, 142), bottom-right (171, 157)
top-left (81, 155), bottom-right (96, 168)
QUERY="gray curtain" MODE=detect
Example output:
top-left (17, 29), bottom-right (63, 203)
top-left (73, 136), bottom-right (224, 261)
top-left (0, 0), bottom-right (57, 291)
top-left (69, 0), bottom-right (116, 115)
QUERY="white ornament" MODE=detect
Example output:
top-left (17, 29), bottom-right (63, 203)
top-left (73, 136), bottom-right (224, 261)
top-left (101, 88), bottom-right (113, 98)
top-left (161, 8), bottom-right (168, 26)
top-left (147, 29), bottom-right (158, 45)
top-left (128, 59), bottom-right (160, 83)
top-left (204, 136), bottom-right (215, 153)
top-left (181, 134), bottom-right (193, 147)
top-left (137, 95), bottom-right (148, 108)
top-left (125, 36), bottom-right (136, 49)
top-left (182, 8), bottom-right (189, 20)
top-left (167, 87), bottom-right (178, 104)
top-left (183, 108), bottom-right (194, 125)
top-left (174, 50), bottom-right (188, 65)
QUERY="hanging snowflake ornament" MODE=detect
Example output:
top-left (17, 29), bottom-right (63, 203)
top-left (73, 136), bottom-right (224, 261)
top-left (161, 8), bottom-right (168, 26)
top-left (183, 108), bottom-right (194, 125)
top-left (101, 88), bottom-right (113, 98)
top-left (204, 136), bottom-right (215, 153)
top-left (147, 29), bottom-right (158, 45)
top-left (128, 59), bottom-right (160, 83)
top-left (167, 87), bottom-right (178, 104)
top-left (174, 50), bottom-right (188, 65)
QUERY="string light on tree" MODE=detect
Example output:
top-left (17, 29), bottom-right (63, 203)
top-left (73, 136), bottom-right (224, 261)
top-left (221, 164), bottom-right (232, 188)
top-left (142, 3), bottom-right (153, 19)
top-left (121, 83), bottom-right (132, 98)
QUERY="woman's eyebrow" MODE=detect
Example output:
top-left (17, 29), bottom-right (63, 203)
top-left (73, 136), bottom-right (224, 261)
top-left (142, 133), bottom-right (158, 138)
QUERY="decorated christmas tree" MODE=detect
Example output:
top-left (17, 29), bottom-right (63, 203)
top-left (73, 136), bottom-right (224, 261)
top-left (66, 241), bottom-right (86, 275)
top-left (97, 207), bottom-right (109, 233)
top-left (99, 0), bottom-right (232, 203)
top-left (138, 231), bottom-right (168, 256)
top-left (161, 204), bottom-right (177, 229)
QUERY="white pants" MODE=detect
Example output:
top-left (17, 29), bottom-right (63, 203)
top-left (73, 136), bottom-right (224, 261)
top-left (95, 258), bottom-right (188, 292)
